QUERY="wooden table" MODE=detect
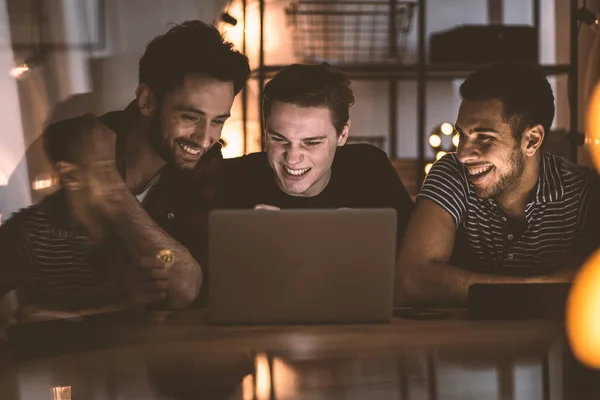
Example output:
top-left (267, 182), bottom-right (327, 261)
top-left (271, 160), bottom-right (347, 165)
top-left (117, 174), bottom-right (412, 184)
top-left (0, 309), bottom-right (593, 400)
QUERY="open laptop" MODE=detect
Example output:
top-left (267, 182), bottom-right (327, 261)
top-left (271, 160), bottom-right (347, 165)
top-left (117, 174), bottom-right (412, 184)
top-left (208, 209), bottom-right (397, 324)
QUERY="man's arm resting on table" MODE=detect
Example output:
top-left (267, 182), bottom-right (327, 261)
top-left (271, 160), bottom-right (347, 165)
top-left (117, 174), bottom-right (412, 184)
top-left (99, 174), bottom-right (202, 309)
top-left (394, 198), bottom-right (569, 306)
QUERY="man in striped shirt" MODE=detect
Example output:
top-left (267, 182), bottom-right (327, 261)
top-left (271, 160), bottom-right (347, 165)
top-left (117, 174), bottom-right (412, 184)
top-left (0, 21), bottom-right (249, 311)
top-left (396, 61), bottom-right (600, 305)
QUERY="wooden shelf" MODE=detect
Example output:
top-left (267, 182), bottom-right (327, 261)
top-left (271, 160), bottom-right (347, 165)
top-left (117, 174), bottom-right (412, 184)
top-left (252, 63), bottom-right (571, 80)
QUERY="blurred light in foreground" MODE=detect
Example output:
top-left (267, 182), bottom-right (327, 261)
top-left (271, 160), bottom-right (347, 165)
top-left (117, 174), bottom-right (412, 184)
top-left (440, 122), bottom-right (454, 135)
top-left (585, 80), bottom-right (600, 171)
top-left (452, 133), bottom-right (460, 148)
top-left (566, 80), bottom-right (600, 368)
top-left (436, 151), bottom-right (447, 160)
top-left (424, 163), bottom-right (433, 174)
top-left (242, 353), bottom-right (297, 400)
top-left (52, 386), bottom-right (71, 400)
top-left (428, 134), bottom-right (441, 148)
top-left (10, 64), bottom-right (30, 78)
top-left (567, 250), bottom-right (600, 368)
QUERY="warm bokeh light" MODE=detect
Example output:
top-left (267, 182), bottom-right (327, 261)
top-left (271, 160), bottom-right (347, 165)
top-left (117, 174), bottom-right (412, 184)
top-left (585, 81), bottom-right (600, 171)
top-left (566, 80), bottom-right (600, 368)
top-left (428, 134), bottom-right (442, 148)
top-left (424, 163), bottom-right (433, 174)
top-left (567, 250), bottom-right (600, 368)
top-left (218, 0), bottom-right (289, 70)
top-left (220, 120), bottom-right (261, 159)
top-left (52, 386), bottom-right (71, 400)
top-left (452, 133), bottom-right (460, 148)
top-left (440, 122), bottom-right (454, 135)
top-left (242, 353), bottom-right (297, 400)
top-left (436, 151), bottom-right (447, 160)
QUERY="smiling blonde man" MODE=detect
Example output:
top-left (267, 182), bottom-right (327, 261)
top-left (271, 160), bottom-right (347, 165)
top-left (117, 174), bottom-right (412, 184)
top-left (396, 61), bottom-right (600, 305)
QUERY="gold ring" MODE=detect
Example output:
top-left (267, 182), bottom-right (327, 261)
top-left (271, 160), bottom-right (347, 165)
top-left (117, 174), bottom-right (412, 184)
top-left (156, 249), bottom-right (175, 269)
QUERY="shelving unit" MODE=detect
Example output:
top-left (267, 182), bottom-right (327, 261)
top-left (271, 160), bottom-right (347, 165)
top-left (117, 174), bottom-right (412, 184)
top-left (242, 0), bottom-right (579, 185)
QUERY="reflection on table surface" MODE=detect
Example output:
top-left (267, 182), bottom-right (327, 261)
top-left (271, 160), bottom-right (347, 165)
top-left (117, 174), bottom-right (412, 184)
top-left (0, 309), bottom-right (597, 399)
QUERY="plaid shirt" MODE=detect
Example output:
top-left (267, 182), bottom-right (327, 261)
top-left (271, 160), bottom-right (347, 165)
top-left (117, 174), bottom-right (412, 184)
top-left (0, 103), bottom-right (222, 308)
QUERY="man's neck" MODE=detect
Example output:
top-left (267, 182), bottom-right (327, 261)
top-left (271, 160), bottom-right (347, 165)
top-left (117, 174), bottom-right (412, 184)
top-left (495, 155), bottom-right (541, 219)
top-left (124, 117), bottom-right (166, 194)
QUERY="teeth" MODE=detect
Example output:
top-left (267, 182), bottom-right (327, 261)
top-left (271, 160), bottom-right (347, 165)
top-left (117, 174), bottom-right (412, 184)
top-left (284, 166), bottom-right (310, 176)
top-left (467, 165), bottom-right (493, 176)
top-left (179, 142), bottom-right (201, 155)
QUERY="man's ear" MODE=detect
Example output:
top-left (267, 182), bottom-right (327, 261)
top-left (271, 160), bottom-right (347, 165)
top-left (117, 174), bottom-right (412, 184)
top-left (337, 120), bottom-right (351, 146)
top-left (522, 124), bottom-right (545, 156)
top-left (135, 84), bottom-right (158, 117)
top-left (54, 161), bottom-right (83, 191)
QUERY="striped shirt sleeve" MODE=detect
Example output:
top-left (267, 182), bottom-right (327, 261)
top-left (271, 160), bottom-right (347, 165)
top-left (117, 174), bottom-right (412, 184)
top-left (417, 154), bottom-right (469, 227)
top-left (0, 214), bottom-right (30, 300)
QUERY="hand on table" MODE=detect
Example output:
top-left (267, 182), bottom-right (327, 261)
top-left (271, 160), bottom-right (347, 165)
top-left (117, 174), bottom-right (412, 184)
top-left (125, 257), bottom-right (169, 307)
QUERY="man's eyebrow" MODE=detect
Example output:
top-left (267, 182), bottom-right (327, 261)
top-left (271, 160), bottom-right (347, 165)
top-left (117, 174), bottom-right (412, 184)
top-left (454, 124), bottom-right (499, 135)
top-left (472, 127), bottom-right (500, 134)
top-left (302, 136), bottom-right (327, 141)
top-left (174, 106), bottom-right (231, 119)
top-left (266, 130), bottom-right (287, 139)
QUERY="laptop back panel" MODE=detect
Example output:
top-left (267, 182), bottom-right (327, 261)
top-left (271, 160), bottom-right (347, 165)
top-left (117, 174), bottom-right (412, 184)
top-left (208, 209), bottom-right (397, 324)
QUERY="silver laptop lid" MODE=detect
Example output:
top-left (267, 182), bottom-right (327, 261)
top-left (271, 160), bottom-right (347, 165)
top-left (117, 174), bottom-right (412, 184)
top-left (208, 209), bottom-right (397, 324)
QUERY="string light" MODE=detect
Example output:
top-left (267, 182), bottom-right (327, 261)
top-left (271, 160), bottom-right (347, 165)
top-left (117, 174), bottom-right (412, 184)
top-left (436, 151), bottom-right (447, 160)
top-left (428, 134), bottom-right (442, 148)
top-left (424, 163), bottom-right (433, 174)
top-left (440, 122), bottom-right (454, 135)
top-left (452, 134), bottom-right (460, 148)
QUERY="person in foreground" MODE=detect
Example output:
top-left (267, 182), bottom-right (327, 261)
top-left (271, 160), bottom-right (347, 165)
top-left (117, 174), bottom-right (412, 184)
top-left (222, 63), bottom-right (414, 241)
top-left (396, 61), bottom-right (600, 305)
top-left (0, 21), bottom-right (250, 310)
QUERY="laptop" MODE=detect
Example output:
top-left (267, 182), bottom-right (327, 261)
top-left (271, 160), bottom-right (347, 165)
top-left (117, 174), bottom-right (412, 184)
top-left (208, 209), bottom-right (397, 324)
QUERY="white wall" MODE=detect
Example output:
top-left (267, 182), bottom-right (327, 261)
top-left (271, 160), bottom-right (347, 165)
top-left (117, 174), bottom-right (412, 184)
top-left (96, 0), bottom-right (226, 113)
top-left (0, 0), bottom-right (30, 222)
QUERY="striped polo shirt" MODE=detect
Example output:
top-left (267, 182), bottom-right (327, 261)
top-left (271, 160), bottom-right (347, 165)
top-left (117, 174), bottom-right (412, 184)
top-left (419, 152), bottom-right (600, 275)
top-left (0, 190), bottom-right (127, 309)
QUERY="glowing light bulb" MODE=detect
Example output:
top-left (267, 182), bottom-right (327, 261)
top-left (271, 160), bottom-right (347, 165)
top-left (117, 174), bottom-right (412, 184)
top-left (436, 151), bottom-right (447, 160)
top-left (565, 80), bottom-right (600, 369)
top-left (440, 122), bottom-right (454, 136)
top-left (10, 64), bottom-right (30, 78)
top-left (586, 81), bottom-right (600, 171)
top-left (567, 250), bottom-right (600, 368)
top-left (452, 134), bottom-right (460, 148)
top-left (424, 163), bottom-right (433, 174)
top-left (428, 134), bottom-right (442, 148)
